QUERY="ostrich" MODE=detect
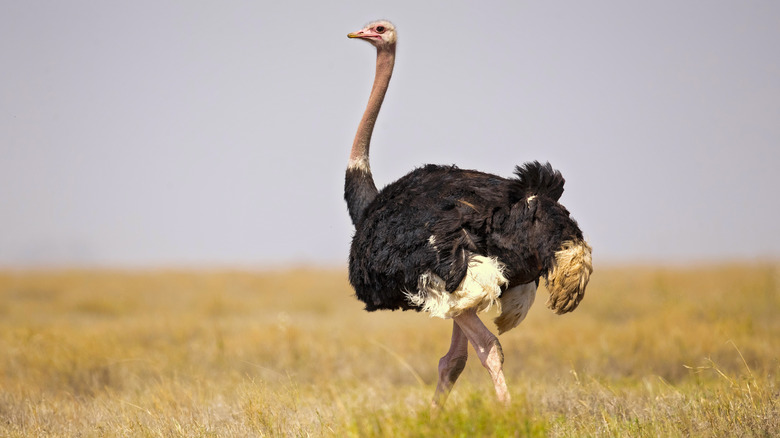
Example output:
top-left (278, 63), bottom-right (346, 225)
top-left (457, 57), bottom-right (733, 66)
top-left (344, 20), bottom-right (593, 407)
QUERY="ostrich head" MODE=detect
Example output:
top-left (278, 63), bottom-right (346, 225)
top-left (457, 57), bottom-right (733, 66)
top-left (348, 20), bottom-right (397, 49)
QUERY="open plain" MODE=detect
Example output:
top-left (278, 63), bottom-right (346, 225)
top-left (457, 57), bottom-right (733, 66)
top-left (0, 264), bottom-right (778, 437)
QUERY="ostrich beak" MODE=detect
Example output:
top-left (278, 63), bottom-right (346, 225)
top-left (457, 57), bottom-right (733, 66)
top-left (348, 29), bottom-right (379, 40)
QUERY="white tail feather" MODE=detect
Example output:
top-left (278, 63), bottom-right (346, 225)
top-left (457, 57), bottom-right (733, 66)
top-left (545, 240), bottom-right (593, 314)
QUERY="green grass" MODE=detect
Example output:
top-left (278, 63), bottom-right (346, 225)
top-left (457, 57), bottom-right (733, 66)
top-left (0, 265), bottom-right (778, 436)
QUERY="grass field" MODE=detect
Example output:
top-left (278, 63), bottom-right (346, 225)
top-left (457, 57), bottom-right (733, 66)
top-left (0, 264), bottom-right (778, 437)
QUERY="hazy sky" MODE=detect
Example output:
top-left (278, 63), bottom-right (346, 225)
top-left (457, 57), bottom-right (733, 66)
top-left (2, 1), bottom-right (779, 268)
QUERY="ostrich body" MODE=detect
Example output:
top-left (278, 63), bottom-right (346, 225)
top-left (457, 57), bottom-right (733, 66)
top-left (345, 20), bottom-right (593, 407)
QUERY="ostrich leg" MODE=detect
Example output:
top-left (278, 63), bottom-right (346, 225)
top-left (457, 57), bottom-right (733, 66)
top-left (454, 309), bottom-right (510, 405)
top-left (431, 320), bottom-right (469, 408)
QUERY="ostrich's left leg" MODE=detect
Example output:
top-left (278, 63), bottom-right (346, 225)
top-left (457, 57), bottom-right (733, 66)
top-left (431, 320), bottom-right (469, 409)
top-left (454, 309), bottom-right (510, 404)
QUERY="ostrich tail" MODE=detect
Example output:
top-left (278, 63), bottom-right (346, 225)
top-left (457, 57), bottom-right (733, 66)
top-left (545, 240), bottom-right (593, 314)
top-left (509, 161), bottom-right (565, 203)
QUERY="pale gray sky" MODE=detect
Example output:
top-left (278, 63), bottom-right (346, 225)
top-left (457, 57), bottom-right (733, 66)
top-left (1, 1), bottom-right (778, 268)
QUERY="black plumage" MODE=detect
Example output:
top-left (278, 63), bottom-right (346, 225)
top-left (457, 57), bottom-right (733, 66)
top-left (344, 168), bottom-right (378, 225)
top-left (348, 161), bottom-right (584, 312)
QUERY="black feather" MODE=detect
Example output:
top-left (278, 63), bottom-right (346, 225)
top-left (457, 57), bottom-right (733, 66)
top-left (509, 161), bottom-right (565, 203)
top-left (345, 168), bottom-right (378, 225)
top-left (347, 163), bottom-right (585, 312)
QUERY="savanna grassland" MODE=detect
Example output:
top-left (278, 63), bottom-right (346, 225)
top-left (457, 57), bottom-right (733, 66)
top-left (0, 264), bottom-right (778, 437)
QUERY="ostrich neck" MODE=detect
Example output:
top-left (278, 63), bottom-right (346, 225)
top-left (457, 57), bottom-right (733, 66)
top-left (344, 46), bottom-right (395, 226)
top-left (349, 47), bottom-right (396, 170)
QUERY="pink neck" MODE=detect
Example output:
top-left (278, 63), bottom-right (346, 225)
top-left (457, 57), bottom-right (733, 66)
top-left (349, 46), bottom-right (396, 170)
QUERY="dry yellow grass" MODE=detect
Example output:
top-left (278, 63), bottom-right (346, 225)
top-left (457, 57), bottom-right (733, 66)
top-left (0, 264), bottom-right (778, 436)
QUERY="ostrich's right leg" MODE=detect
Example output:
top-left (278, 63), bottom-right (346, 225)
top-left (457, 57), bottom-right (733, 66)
top-left (454, 309), bottom-right (510, 405)
top-left (431, 320), bottom-right (468, 409)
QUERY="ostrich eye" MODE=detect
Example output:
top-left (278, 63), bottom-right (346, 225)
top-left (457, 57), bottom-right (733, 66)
top-left (376, 26), bottom-right (385, 33)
